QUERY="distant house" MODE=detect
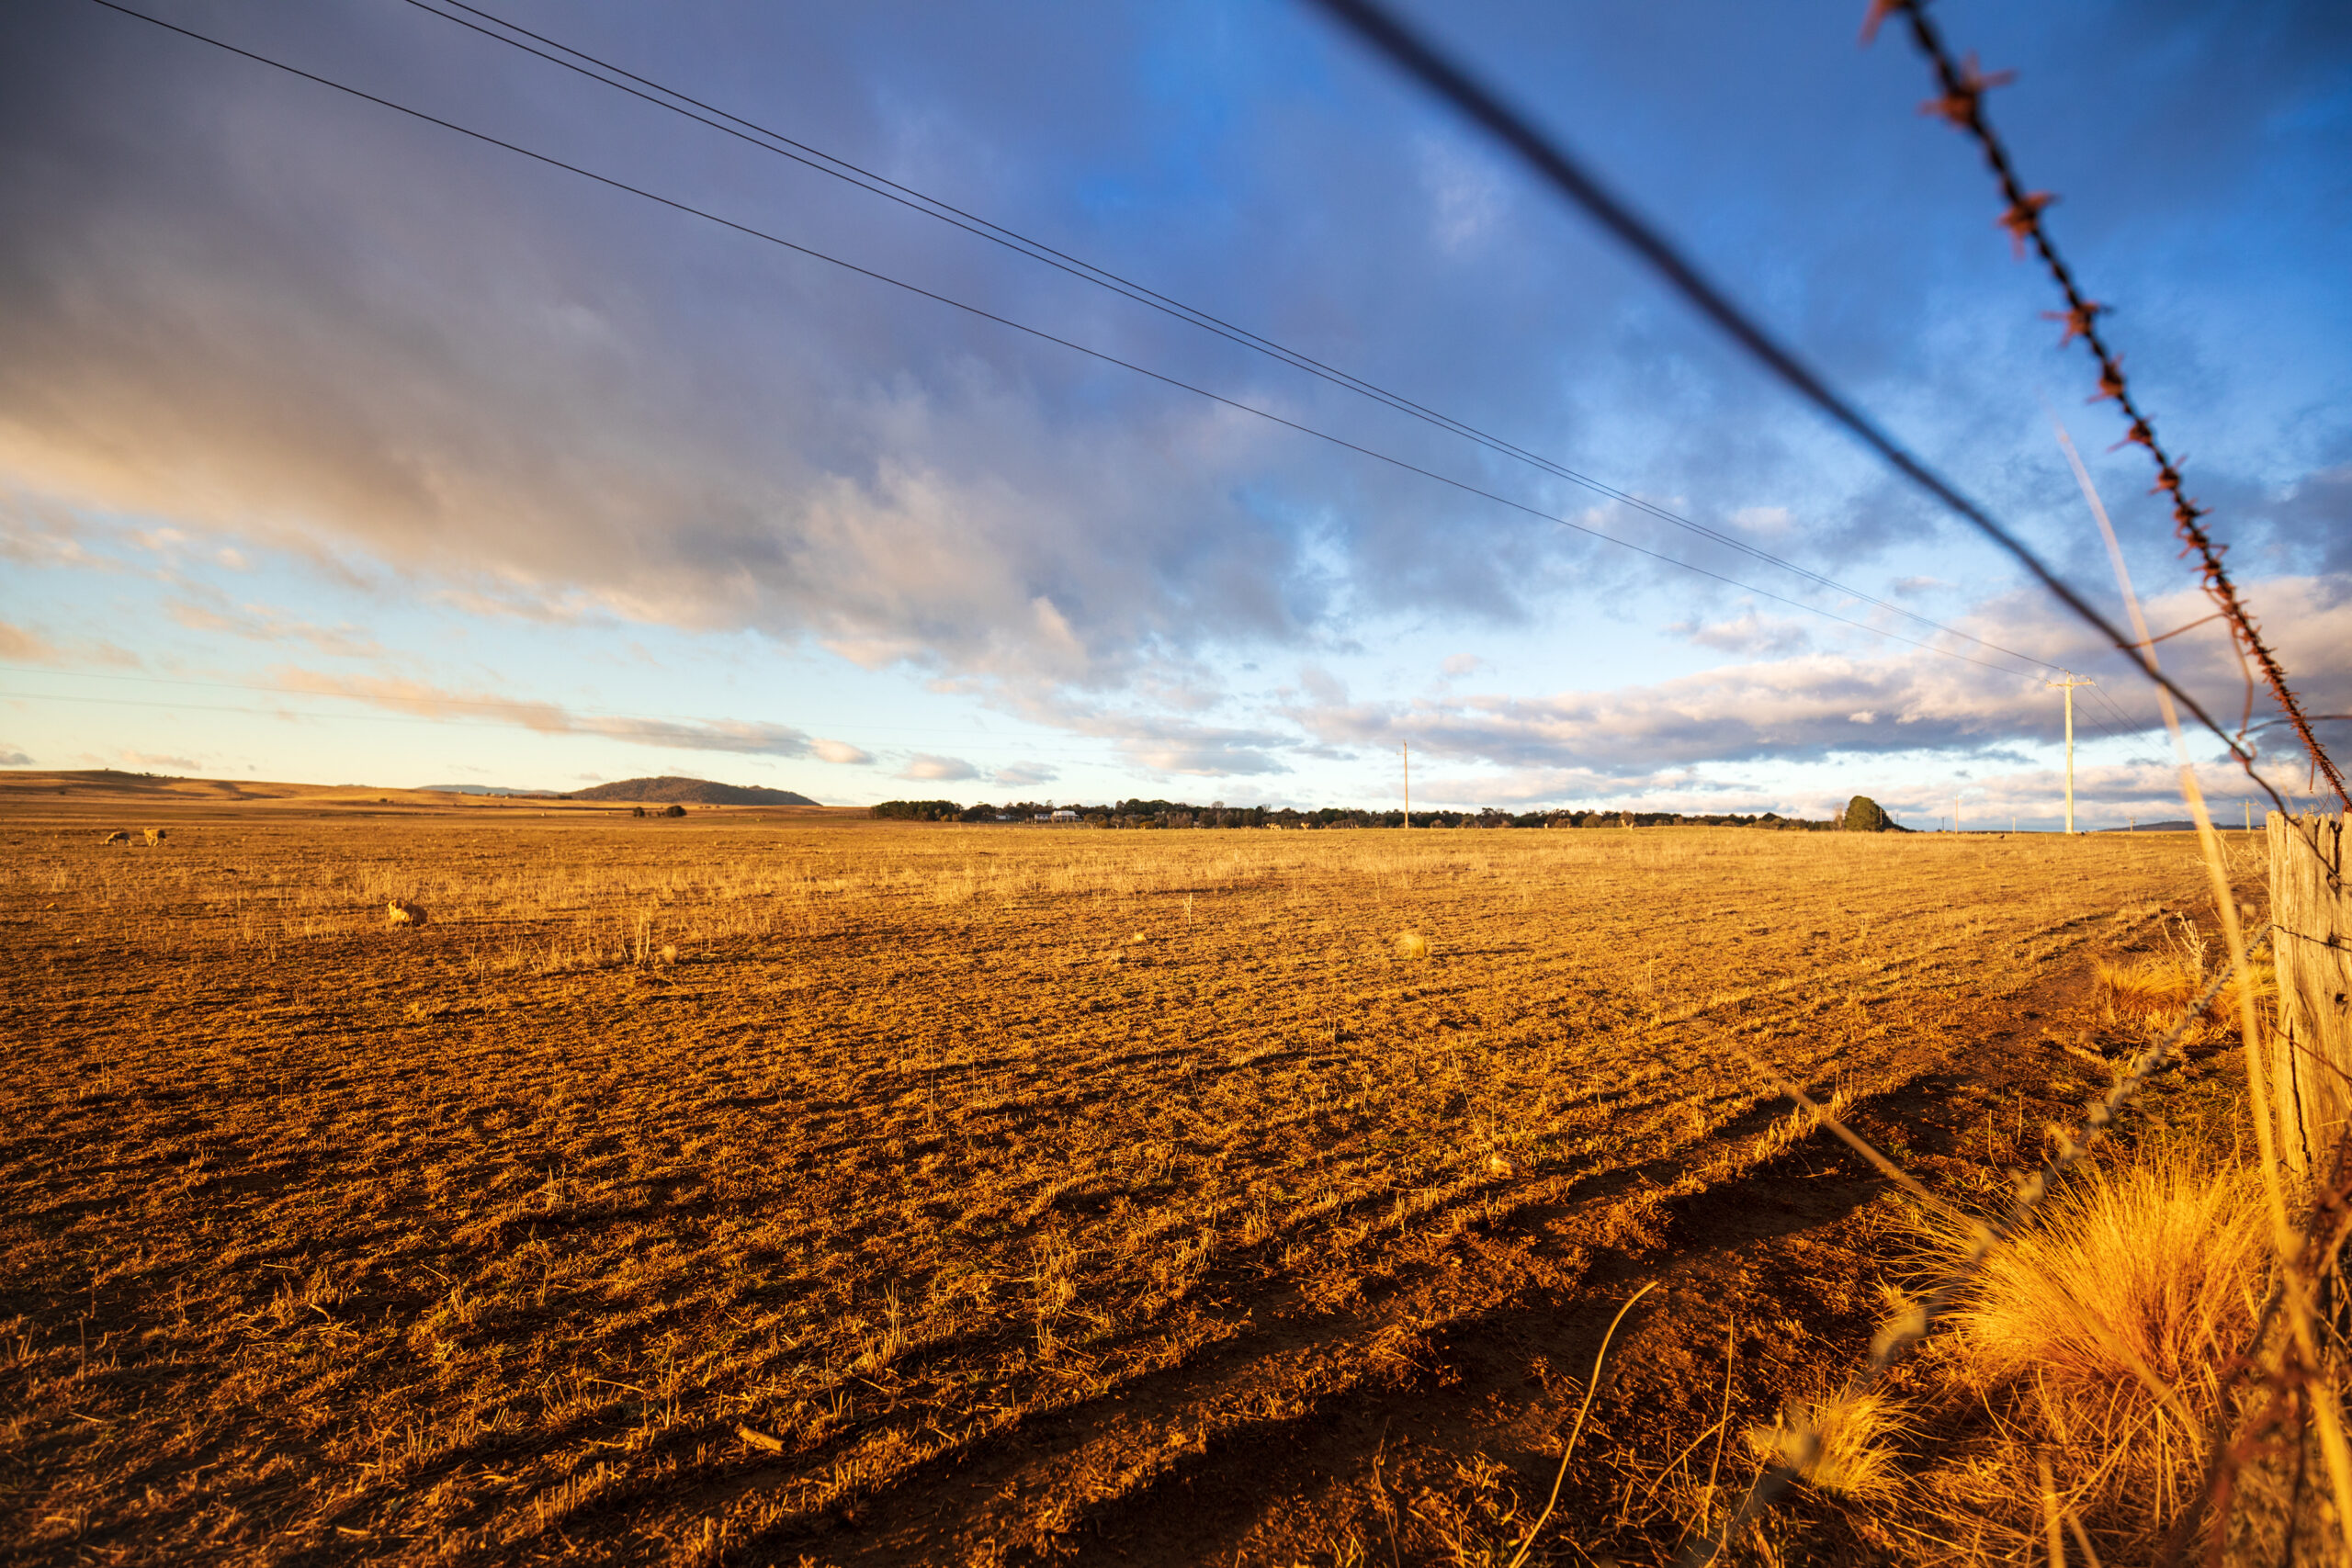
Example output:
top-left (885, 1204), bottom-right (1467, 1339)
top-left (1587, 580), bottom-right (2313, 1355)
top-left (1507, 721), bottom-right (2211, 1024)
top-left (1050, 808), bottom-right (1080, 823)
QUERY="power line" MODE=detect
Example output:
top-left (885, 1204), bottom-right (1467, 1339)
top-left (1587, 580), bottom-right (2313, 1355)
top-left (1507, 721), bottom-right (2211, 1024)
top-left (1302, 0), bottom-right (2312, 824)
top-left (395, 0), bottom-right (2063, 677)
top-left (84, 0), bottom-right (2082, 692)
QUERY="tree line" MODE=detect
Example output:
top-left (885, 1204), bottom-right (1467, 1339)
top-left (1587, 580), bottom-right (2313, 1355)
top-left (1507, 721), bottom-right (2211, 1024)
top-left (868, 795), bottom-right (1907, 830)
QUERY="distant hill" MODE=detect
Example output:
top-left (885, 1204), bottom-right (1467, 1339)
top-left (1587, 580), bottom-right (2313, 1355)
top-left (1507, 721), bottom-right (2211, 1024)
top-left (565, 775), bottom-right (820, 807)
top-left (418, 784), bottom-right (560, 796)
top-left (2094, 820), bottom-right (2199, 833)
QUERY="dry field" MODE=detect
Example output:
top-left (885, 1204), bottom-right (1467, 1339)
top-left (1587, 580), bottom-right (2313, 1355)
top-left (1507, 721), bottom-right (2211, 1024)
top-left (0, 777), bottom-right (2266, 1564)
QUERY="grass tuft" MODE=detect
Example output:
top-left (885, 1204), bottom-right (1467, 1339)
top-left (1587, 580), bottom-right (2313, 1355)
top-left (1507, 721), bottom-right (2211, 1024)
top-left (1916, 1144), bottom-right (2271, 1545)
top-left (1747, 1389), bottom-right (1909, 1503)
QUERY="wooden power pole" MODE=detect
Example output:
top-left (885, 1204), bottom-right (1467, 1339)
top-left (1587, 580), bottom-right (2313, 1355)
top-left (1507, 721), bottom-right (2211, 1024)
top-left (2269, 812), bottom-right (2351, 1179)
top-left (1401, 741), bottom-right (1409, 829)
top-left (2045, 675), bottom-right (2095, 833)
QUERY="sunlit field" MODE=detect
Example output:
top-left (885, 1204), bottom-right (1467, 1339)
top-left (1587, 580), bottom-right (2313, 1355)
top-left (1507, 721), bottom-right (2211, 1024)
top-left (0, 784), bottom-right (2267, 1564)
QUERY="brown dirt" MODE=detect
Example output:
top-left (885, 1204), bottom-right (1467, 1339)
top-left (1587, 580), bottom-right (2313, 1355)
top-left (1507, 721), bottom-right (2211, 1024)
top-left (0, 777), bottom-right (2256, 1564)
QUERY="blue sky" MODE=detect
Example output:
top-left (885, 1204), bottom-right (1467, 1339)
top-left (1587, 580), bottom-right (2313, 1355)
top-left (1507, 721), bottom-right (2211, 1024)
top-left (3, 0), bottom-right (2346, 825)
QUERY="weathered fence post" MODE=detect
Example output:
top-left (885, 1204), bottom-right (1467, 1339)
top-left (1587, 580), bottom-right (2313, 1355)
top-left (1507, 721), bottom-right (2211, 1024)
top-left (2269, 812), bottom-right (2352, 1179)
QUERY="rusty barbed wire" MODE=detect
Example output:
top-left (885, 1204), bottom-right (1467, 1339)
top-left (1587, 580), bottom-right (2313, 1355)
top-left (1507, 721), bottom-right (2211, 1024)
top-left (1865, 0), bottom-right (2351, 815)
top-left (1683, 924), bottom-right (2274, 1565)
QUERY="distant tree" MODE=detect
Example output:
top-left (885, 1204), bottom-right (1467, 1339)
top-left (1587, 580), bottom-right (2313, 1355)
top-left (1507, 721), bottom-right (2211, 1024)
top-left (1842, 795), bottom-right (1891, 832)
top-left (869, 800), bottom-right (962, 821)
top-left (660, 803), bottom-right (686, 818)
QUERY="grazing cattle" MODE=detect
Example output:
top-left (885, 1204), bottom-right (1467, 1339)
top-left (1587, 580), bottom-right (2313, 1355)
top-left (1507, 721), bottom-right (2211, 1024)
top-left (387, 899), bottom-right (430, 928)
top-left (143, 828), bottom-right (168, 846)
top-left (103, 829), bottom-right (129, 844)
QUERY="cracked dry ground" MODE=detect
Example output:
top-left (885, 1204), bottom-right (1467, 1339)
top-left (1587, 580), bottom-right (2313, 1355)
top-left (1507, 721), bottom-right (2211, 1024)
top-left (1, 815), bottom-right (2234, 1564)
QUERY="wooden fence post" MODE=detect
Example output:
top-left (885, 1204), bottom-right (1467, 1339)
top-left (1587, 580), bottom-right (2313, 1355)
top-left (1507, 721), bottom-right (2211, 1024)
top-left (2269, 812), bottom-right (2352, 1179)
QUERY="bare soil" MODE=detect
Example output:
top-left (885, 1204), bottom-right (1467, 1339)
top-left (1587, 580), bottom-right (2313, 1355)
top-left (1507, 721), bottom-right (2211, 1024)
top-left (0, 773), bottom-right (2255, 1564)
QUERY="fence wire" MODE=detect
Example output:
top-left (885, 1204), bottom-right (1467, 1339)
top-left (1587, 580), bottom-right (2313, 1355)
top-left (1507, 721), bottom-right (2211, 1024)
top-left (1868, 0), bottom-right (2350, 814)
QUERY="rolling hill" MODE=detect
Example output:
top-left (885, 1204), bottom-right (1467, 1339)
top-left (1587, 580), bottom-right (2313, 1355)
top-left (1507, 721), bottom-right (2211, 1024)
top-left (564, 775), bottom-right (820, 807)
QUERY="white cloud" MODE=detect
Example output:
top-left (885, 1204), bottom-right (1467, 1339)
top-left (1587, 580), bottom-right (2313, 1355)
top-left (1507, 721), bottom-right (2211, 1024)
top-left (119, 750), bottom-right (198, 772)
top-left (0, 620), bottom-right (62, 663)
top-left (0, 617), bottom-right (141, 669)
top-left (812, 739), bottom-right (875, 765)
top-left (1730, 505), bottom-right (1794, 538)
top-left (165, 592), bottom-right (382, 660)
top-left (899, 753), bottom-right (980, 782)
top-left (991, 762), bottom-right (1057, 787)
top-left (273, 667), bottom-right (817, 757)
top-left (1667, 608), bottom-right (1811, 657)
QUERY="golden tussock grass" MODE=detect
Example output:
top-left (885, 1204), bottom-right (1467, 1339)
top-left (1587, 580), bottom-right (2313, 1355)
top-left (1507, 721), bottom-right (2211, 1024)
top-left (1905, 1145), bottom-right (2274, 1555)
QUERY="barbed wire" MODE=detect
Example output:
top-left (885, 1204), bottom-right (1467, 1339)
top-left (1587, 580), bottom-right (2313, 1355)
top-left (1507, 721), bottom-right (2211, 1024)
top-left (1865, 0), bottom-right (2351, 815)
top-left (1683, 923), bottom-right (2276, 1564)
top-left (1303, 0), bottom-right (2330, 841)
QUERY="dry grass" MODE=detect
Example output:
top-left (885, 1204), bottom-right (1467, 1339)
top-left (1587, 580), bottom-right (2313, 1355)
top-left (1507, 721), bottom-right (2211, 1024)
top-left (1913, 1147), bottom-right (2272, 1544)
top-left (0, 801), bottom-right (2238, 1564)
top-left (1747, 1388), bottom-right (1910, 1504)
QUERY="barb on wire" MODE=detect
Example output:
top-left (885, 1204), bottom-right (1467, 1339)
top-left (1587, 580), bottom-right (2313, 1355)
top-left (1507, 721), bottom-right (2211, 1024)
top-left (1684, 925), bottom-right (2273, 1565)
top-left (1868, 0), bottom-right (2350, 814)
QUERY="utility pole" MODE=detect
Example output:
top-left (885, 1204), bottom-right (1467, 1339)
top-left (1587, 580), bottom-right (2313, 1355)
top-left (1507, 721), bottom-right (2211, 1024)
top-left (2245, 799), bottom-right (2253, 833)
top-left (1954, 793), bottom-right (1962, 834)
top-left (1401, 740), bottom-right (1409, 829)
top-left (2046, 675), bottom-right (2096, 834)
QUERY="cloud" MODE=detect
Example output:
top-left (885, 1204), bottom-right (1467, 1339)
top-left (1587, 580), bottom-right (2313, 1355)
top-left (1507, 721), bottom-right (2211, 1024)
top-left (899, 753), bottom-right (980, 782)
top-left (0, 617), bottom-right (141, 668)
top-left (273, 667), bottom-right (817, 756)
top-left (0, 620), bottom-right (62, 663)
top-left (1666, 607), bottom-right (1812, 657)
top-left (1441, 653), bottom-right (1485, 678)
top-left (812, 739), bottom-right (875, 765)
top-left (991, 762), bottom-right (1057, 787)
top-left (165, 591), bottom-right (382, 660)
top-left (0, 746), bottom-right (32, 766)
top-left (1268, 575), bottom-right (2352, 783)
top-left (118, 750), bottom-right (198, 772)
top-left (4, 0), bottom-right (2346, 808)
